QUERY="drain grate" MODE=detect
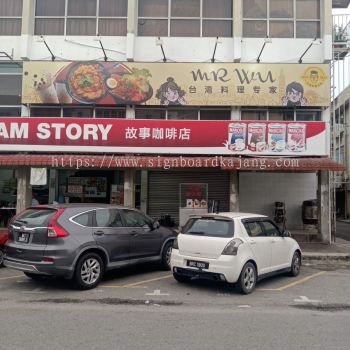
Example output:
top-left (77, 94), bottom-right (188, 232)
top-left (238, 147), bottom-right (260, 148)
top-left (292, 303), bottom-right (350, 312)
top-left (29, 298), bottom-right (183, 306)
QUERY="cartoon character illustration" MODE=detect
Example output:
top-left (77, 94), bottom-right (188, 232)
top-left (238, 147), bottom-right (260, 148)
top-left (156, 77), bottom-right (186, 106)
top-left (282, 81), bottom-right (308, 107)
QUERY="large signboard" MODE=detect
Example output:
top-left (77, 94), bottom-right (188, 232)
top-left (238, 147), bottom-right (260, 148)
top-left (22, 62), bottom-right (330, 107)
top-left (0, 118), bottom-right (327, 156)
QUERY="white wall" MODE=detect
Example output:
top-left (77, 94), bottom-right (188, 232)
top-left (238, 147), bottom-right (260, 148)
top-left (241, 38), bottom-right (329, 63)
top-left (2, 35), bottom-right (330, 63)
top-left (1, 36), bottom-right (127, 61)
top-left (239, 172), bottom-right (317, 229)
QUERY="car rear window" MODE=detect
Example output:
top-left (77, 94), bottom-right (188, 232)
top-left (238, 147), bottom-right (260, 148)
top-left (14, 208), bottom-right (56, 227)
top-left (183, 217), bottom-right (234, 238)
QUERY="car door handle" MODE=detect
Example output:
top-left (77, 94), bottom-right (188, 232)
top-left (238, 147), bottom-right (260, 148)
top-left (249, 241), bottom-right (257, 245)
top-left (94, 230), bottom-right (105, 236)
top-left (129, 230), bottom-right (139, 236)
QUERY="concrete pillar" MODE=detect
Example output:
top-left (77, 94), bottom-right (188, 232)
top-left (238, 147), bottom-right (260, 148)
top-left (230, 107), bottom-right (240, 120)
top-left (48, 169), bottom-right (57, 204)
top-left (317, 171), bottom-right (331, 243)
top-left (140, 170), bottom-right (148, 213)
top-left (229, 171), bottom-right (239, 212)
top-left (124, 169), bottom-right (135, 208)
top-left (21, 105), bottom-right (29, 117)
top-left (323, 0), bottom-right (333, 61)
top-left (16, 167), bottom-right (32, 213)
top-left (233, 0), bottom-right (242, 62)
top-left (126, 0), bottom-right (137, 61)
top-left (345, 102), bottom-right (350, 219)
top-left (126, 105), bottom-right (135, 119)
top-left (20, 0), bottom-right (35, 60)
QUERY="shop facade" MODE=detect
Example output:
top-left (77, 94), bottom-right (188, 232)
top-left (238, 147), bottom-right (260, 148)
top-left (0, 0), bottom-right (346, 242)
top-left (0, 114), bottom-right (343, 242)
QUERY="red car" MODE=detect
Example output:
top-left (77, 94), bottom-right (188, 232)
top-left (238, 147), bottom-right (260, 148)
top-left (0, 231), bottom-right (8, 266)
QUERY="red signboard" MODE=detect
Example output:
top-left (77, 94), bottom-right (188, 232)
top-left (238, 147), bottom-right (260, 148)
top-left (0, 118), bottom-right (327, 156)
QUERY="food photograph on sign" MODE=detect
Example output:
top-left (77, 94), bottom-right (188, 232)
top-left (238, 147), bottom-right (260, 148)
top-left (22, 62), bottom-right (330, 107)
top-left (24, 62), bottom-right (153, 105)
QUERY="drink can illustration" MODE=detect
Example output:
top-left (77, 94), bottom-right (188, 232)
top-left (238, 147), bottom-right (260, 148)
top-left (268, 123), bottom-right (286, 152)
top-left (247, 123), bottom-right (266, 152)
top-left (228, 123), bottom-right (246, 151)
top-left (287, 123), bottom-right (306, 152)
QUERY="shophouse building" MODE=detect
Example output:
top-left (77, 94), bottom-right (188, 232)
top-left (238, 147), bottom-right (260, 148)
top-left (0, 0), bottom-right (347, 242)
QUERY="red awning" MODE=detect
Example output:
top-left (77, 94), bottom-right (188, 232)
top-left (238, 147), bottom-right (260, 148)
top-left (0, 154), bottom-right (345, 172)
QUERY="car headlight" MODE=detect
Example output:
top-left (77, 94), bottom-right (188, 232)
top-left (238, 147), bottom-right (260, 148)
top-left (221, 238), bottom-right (243, 256)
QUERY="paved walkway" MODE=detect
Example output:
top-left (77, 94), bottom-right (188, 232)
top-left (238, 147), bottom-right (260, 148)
top-left (300, 237), bottom-right (350, 261)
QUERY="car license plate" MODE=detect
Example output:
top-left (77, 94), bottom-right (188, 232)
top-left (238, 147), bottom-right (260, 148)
top-left (187, 260), bottom-right (209, 269)
top-left (18, 233), bottom-right (29, 243)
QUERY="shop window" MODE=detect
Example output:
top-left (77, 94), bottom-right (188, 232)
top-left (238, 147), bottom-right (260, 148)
top-left (241, 110), bottom-right (267, 120)
top-left (269, 109), bottom-right (294, 121)
top-left (0, 107), bottom-right (21, 117)
top-left (35, 0), bottom-right (127, 36)
top-left (63, 108), bottom-right (93, 118)
top-left (135, 108), bottom-right (166, 120)
top-left (296, 110), bottom-right (321, 121)
top-left (200, 109), bottom-right (231, 120)
top-left (269, 21), bottom-right (294, 38)
top-left (0, 169), bottom-right (17, 228)
top-left (0, 64), bottom-right (22, 105)
top-left (138, 0), bottom-right (232, 37)
top-left (95, 108), bottom-right (126, 119)
top-left (243, 0), bottom-right (320, 38)
top-left (0, 0), bottom-right (22, 35)
top-left (31, 107), bottom-right (61, 118)
top-left (167, 109), bottom-right (198, 120)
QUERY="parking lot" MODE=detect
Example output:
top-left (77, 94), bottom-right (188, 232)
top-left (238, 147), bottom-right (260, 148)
top-left (1, 263), bottom-right (350, 350)
top-left (1, 263), bottom-right (350, 308)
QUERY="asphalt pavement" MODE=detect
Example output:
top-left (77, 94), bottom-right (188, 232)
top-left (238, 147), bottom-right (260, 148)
top-left (1, 264), bottom-right (350, 350)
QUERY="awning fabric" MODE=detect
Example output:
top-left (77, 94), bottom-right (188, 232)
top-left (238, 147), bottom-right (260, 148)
top-left (0, 154), bottom-right (345, 172)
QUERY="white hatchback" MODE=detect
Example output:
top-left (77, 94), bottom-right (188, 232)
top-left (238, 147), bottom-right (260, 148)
top-left (171, 213), bottom-right (302, 294)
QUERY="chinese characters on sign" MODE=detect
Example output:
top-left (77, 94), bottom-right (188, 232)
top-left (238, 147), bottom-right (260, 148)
top-left (0, 118), bottom-right (327, 156)
top-left (22, 62), bottom-right (330, 107)
top-left (125, 127), bottom-right (191, 141)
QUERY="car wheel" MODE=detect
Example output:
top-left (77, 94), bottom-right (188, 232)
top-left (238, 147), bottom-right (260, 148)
top-left (237, 262), bottom-right (257, 295)
top-left (173, 272), bottom-right (189, 283)
top-left (160, 241), bottom-right (173, 270)
top-left (74, 253), bottom-right (104, 290)
top-left (24, 272), bottom-right (45, 280)
top-left (0, 248), bottom-right (4, 267)
top-left (290, 251), bottom-right (301, 277)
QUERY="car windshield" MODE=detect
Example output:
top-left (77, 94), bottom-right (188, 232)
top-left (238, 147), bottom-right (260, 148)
top-left (14, 208), bottom-right (56, 227)
top-left (183, 217), bottom-right (234, 238)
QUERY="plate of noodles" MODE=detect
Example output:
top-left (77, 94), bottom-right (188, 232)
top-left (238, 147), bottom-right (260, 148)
top-left (67, 62), bottom-right (108, 103)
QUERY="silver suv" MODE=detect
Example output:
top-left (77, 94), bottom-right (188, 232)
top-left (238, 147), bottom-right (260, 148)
top-left (4, 204), bottom-right (176, 289)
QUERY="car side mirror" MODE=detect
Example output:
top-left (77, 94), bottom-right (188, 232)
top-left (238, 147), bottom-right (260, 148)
top-left (153, 221), bottom-right (160, 230)
top-left (282, 229), bottom-right (291, 237)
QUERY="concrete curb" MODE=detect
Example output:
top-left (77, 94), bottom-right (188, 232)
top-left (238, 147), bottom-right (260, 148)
top-left (302, 252), bottom-right (350, 261)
